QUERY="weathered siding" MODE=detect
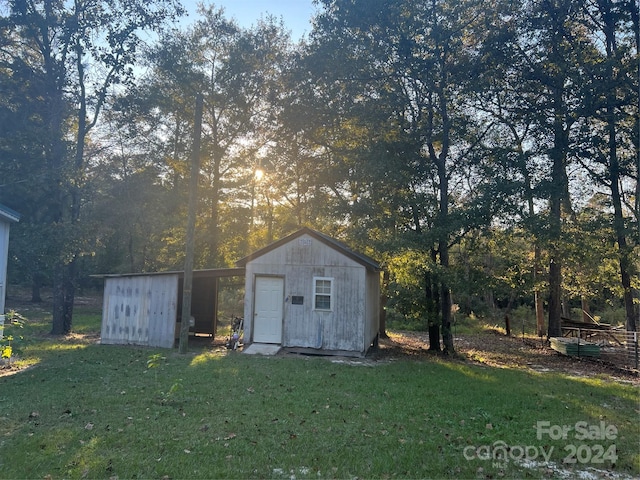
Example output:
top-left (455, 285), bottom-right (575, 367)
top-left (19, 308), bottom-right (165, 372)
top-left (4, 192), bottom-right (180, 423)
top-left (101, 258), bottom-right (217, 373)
top-left (101, 274), bottom-right (178, 348)
top-left (281, 264), bottom-right (365, 351)
top-left (244, 233), bottom-right (374, 353)
top-left (0, 221), bottom-right (9, 317)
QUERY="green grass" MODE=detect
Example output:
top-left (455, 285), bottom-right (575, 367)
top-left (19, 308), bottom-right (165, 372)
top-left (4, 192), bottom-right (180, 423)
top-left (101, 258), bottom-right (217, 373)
top-left (0, 307), bottom-right (638, 479)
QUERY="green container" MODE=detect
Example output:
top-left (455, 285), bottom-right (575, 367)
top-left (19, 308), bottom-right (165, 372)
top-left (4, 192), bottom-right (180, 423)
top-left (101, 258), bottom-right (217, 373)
top-left (550, 337), bottom-right (601, 357)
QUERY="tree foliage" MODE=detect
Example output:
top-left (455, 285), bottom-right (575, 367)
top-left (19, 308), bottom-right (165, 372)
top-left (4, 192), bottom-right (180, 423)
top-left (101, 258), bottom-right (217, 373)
top-left (0, 0), bottom-right (637, 340)
top-left (0, 0), bottom-right (183, 333)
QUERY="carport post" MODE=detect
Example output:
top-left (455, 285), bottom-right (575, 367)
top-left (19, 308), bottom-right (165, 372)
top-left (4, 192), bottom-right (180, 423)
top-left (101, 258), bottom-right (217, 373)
top-left (179, 94), bottom-right (203, 354)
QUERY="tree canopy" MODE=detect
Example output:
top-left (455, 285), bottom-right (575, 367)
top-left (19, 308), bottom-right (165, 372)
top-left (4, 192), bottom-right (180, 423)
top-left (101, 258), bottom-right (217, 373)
top-left (0, 0), bottom-right (637, 347)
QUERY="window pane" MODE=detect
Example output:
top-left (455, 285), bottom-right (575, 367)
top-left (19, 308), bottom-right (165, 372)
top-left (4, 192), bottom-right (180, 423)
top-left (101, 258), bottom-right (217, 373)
top-left (315, 295), bottom-right (330, 310)
top-left (316, 280), bottom-right (331, 294)
top-left (314, 278), bottom-right (332, 310)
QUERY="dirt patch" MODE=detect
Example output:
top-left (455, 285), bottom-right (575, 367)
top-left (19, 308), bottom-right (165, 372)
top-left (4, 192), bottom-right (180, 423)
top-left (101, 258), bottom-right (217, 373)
top-left (372, 329), bottom-right (638, 384)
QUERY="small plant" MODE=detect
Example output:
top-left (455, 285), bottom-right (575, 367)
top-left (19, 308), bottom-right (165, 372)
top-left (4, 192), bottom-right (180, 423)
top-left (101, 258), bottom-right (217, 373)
top-left (146, 353), bottom-right (167, 386)
top-left (146, 353), bottom-right (182, 404)
top-left (162, 378), bottom-right (183, 403)
top-left (0, 310), bottom-right (25, 367)
top-left (146, 353), bottom-right (166, 370)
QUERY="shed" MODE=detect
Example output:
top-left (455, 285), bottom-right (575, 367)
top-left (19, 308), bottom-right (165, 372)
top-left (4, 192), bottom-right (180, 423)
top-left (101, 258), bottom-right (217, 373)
top-left (236, 227), bottom-right (382, 356)
top-left (99, 268), bottom-right (244, 348)
top-left (0, 204), bottom-right (20, 338)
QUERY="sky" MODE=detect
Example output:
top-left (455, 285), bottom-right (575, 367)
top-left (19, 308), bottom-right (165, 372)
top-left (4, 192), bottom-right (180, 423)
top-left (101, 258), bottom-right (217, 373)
top-left (181, 0), bottom-right (319, 40)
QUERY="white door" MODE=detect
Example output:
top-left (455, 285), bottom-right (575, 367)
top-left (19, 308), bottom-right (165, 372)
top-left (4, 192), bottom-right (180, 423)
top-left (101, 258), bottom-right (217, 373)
top-left (253, 276), bottom-right (284, 344)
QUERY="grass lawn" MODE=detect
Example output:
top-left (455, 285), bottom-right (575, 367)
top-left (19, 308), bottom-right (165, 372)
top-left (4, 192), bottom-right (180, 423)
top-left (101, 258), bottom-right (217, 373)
top-left (0, 304), bottom-right (638, 479)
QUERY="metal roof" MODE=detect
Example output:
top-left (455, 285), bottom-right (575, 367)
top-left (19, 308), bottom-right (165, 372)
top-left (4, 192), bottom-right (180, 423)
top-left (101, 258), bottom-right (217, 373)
top-left (235, 227), bottom-right (381, 272)
top-left (92, 267), bottom-right (245, 279)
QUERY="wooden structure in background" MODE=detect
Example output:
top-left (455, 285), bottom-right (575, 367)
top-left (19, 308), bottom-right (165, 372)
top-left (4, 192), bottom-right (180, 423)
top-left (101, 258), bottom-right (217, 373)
top-left (237, 227), bottom-right (382, 356)
top-left (99, 268), bottom-right (244, 348)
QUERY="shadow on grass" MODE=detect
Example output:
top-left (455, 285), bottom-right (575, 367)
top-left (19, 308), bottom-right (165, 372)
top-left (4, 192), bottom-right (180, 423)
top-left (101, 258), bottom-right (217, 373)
top-left (1, 306), bottom-right (638, 479)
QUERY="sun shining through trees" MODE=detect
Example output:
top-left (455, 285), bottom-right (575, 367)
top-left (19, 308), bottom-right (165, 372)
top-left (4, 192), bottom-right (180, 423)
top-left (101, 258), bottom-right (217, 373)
top-left (0, 2), bottom-right (637, 477)
top-left (0, 0), bottom-right (637, 354)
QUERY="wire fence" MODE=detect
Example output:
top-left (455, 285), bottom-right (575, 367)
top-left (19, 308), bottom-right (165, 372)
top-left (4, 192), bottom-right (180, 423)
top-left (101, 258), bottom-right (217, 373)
top-left (559, 326), bottom-right (639, 371)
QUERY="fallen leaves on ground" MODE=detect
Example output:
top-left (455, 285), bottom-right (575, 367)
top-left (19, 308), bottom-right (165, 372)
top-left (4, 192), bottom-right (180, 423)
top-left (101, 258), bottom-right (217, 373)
top-left (374, 330), bottom-right (638, 384)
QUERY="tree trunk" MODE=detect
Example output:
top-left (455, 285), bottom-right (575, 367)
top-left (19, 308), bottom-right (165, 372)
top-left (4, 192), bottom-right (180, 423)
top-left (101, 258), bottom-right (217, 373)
top-left (439, 226), bottom-right (453, 353)
top-left (425, 271), bottom-right (440, 351)
top-left (207, 133), bottom-right (223, 266)
top-left (435, 147), bottom-right (454, 354)
top-left (46, 74), bottom-right (70, 334)
top-left (209, 179), bottom-right (220, 265)
top-left (440, 280), bottom-right (453, 354)
top-left (52, 39), bottom-right (89, 335)
top-left (519, 128), bottom-right (546, 338)
top-left (49, 137), bottom-right (74, 334)
top-left (581, 297), bottom-right (591, 323)
top-left (428, 324), bottom-right (440, 351)
top-left (612, 184), bottom-right (637, 333)
top-left (535, 290), bottom-right (545, 337)
top-left (547, 83), bottom-right (569, 339)
top-left (548, 258), bottom-right (562, 338)
top-left (31, 284), bottom-right (42, 303)
top-left (63, 261), bottom-right (76, 333)
top-left (51, 262), bottom-right (65, 335)
top-left (599, 1), bottom-right (637, 333)
top-left (561, 295), bottom-right (569, 319)
top-left (484, 291), bottom-right (495, 313)
top-left (534, 244), bottom-right (546, 337)
top-left (31, 273), bottom-right (43, 303)
top-left (632, 2), bottom-right (640, 246)
top-left (179, 95), bottom-right (203, 354)
top-left (51, 260), bottom-right (75, 335)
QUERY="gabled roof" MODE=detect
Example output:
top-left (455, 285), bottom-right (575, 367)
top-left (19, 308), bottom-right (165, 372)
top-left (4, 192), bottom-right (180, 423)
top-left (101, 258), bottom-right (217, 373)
top-left (0, 204), bottom-right (20, 223)
top-left (236, 227), bottom-right (381, 272)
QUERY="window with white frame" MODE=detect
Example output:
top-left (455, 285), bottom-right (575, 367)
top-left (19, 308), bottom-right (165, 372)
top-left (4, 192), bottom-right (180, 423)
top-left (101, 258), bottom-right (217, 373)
top-left (313, 277), bottom-right (333, 310)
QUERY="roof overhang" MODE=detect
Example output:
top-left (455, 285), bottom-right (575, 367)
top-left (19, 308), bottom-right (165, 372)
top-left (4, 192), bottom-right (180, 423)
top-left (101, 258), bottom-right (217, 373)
top-left (92, 267), bottom-right (245, 279)
top-left (0, 204), bottom-right (20, 223)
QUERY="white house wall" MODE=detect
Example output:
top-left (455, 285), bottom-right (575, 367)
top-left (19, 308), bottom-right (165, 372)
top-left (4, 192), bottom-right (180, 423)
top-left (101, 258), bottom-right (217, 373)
top-left (101, 274), bottom-right (178, 348)
top-left (0, 221), bottom-right (9, 316)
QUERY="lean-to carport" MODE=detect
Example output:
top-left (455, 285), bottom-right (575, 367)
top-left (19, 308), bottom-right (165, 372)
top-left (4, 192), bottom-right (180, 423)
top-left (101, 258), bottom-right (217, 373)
top-left (98, 268), bottom-right (244, 348)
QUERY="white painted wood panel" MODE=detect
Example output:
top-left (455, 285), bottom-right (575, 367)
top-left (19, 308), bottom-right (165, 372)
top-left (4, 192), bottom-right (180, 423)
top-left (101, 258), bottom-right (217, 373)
top-left (0, 221), bottom-right (9, 317)
top-left (101, 274), bottom-right (177, 348)
top-left (244, 232), bottom-right (379, 354)
top-left (253, 276), bottom-right (284, 343)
